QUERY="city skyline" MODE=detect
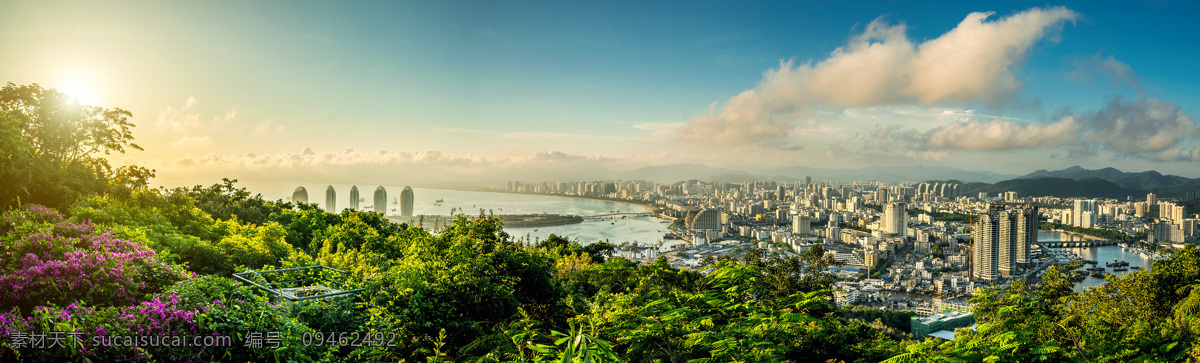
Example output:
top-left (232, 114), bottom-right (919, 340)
top-left (2, 1), bottom-right (1199, 188)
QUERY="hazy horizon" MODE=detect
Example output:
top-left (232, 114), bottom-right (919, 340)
top-left (4, 1), bottom-right (1199, 186)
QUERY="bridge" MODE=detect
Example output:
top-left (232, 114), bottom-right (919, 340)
top-left (1035, 240), bottom-right (1119, 248)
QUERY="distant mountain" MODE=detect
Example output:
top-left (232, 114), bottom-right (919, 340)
top-left (623, 164), bottom-right (756, 183)
top-left (1019, 166), bottom-right (1195, 192)
top-left (619, 164), bottom-right (1014, 184)
top-left (956, 177), bottom-right (1144, 199)
top-left (768, 165), bottom-right (1015, 183)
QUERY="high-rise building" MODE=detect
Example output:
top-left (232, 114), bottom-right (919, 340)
top-left (690, 209), bottom-right (721, 231)
top-left (349, 186), bottom-right (360, 210)
top-left (1003, 191), bottom-right (1018, 202)
top-left (292, 187), bottom-right (308, 204)
top-left (1147, 193), bottom-right (1157, 207)
top-left (792, 214), bottom-right (812, 236)
top-left (999, 205), bottom-right (1037, 276)
top-left (373, 186), bottom-right (387, 214)
top-left (1160, 202), bottom-right (1185, 224)
top-left (1073, 199), bottom-right (1097, 228)
top-left (1134, 202), bottom-right (1147, 218)
top-left (400, 186), bottom-right (414, 217)
top-left (974, 204), bottom-right (1038, 280)
top-left (883, 202), bottom-right (907, 238)
top-left (325, 185), bottom-right (336, 213)
top-left (1149, 220), bottom-right (1174, 244)
top-left (972, 212), bottom-right (1000, 281)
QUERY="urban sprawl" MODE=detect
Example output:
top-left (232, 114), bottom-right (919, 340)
top-left (503, 179), bottom-right (1197, 339)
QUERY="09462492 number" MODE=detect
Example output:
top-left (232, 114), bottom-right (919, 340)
top-left (300, 331), bottom-right (398, 347)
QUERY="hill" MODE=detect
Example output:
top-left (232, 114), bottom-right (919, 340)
top-left (1020, 166), bottom-right (1198, 197)
top-left (767, 165), bottom-right (1015, 183)
top-left (952, 177), bottom-right (1144, 199)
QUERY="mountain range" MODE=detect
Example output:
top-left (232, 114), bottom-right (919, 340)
top-left (615, 164), bottom-right (1017, 184)
top-left (946, 166), bottom-right (1200, 199)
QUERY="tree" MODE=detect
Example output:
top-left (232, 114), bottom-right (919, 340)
top-left (0, 83), bottom-right (144, 208)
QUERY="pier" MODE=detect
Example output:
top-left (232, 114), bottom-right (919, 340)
top-left (1035, 240), bottom-right (1118, 248)
top-left (582, 212), bottom-right (655, 220)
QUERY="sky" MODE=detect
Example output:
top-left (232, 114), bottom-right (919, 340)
top-left (2, 0), bottom-right (1199, 187)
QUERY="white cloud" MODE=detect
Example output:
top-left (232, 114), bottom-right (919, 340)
top-left (254, 120), bottom-right (283, 133)
top-left (1080, 97), bottom-right (1199, 156)
top-left (151, 147), bottom-right (644, 187)
top-left (871, 97), bottom-right (1200, 162)
top-left (632, 122), bottom-right (685, 138)
top-left (924, 116), bottom-right (1080, 150)
top-left (676, 7), bottom-right (1078, 149)
top-left (171, 136), bottom-right (213, 149)
top-left (158, 97), bottom-right (201, 132)
top-left (1069, 53), bottom-right (1144, 94)
top-left (156, 96), bottom-right (238, 132)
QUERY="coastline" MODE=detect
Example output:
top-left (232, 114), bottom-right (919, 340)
top-left (1039, 229), bottom-right (1107, 241)
top-left (450, 188), bottom-right (660, 213)
top-left (389, 213), bottom-right (584, 228)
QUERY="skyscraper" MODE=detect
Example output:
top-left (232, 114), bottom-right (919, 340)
top-left (792, 214), bottom-right (812, 236)
top-left (974, 204), bottom-right (1038, 280)
top-left (349, 186), bottom-right (360, 210)
top-left (690, 209), bottom-right (722, 231)
top-left (292, 186), bottom-right (308, 204)
top-left (883, 202), bottom-right (907, 238)
top-left (1073, 199), bottom-right (1097, 228)
top-left (973, 212), bottom-right (1000, 281)
top-left (325, 186), bottom-right (336, 213)
top-left (401, 186), bottom-right (414, 217)
top-left (373, 186), bottom-right (387, 215)
top-left (1011, 205), bottom-right (1037, 268)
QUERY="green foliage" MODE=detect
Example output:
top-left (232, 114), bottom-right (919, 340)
top-left (213, 219), bottom-right (295, 271)
top-left (169, 178), bottom-right (284, 225)
top-left (166, 275), bottom-right (330, 361)
top-left (347, 215), bottom-right (575, 360)
top-left (68, 192), bottom-right (228, 274)
top-left (0, 205), bottom-right (189, 313)
top-left (840, 305), bottom-right (917, 334)
top-left (582, 259), bottom-right (907, 362)
top-left (910, 209), bottom-right (973, 223)
top-left (890, 247), bottom-right (1200, 363)
top-left (0, 82), bottom-right (143, 209)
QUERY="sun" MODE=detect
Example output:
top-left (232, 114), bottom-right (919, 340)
top-left (57, 82), bottom-right (98, 106)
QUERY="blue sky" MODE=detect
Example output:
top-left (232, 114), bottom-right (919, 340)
top-left (2, 0), bottom-right (1198, 185)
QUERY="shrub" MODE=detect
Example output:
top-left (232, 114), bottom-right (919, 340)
top-left (0, 205), bottom-right (188, 314)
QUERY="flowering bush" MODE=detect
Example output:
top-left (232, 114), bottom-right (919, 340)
top-left (1, 276), bottom-right (334, 362)
top-left (69, 194), bottom-right (230, 275)
top-left (0, 205), bottom-right (188, 313)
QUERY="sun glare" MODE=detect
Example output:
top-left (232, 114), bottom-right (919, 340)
top-left (58, 82), bottom-right (98, 106)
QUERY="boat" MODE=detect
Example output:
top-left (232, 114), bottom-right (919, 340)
top-left (436, 199), bottom-right (444, 203)
top-left (1090, 272), bottom-right (1105, 278)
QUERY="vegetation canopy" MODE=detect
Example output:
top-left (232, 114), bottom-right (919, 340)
top-left (3, 82), bottom-right (1200, 362)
